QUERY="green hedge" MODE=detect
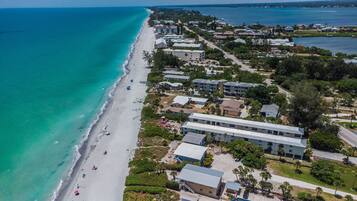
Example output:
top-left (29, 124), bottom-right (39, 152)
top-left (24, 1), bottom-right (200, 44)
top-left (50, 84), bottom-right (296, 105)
top-left (125, 186), bottom-right (166, 194)
top-left (129, 159), bottom-right (157, 174)
top-left (166, 181), bottom-right (180, 191)
top-left (125, 172), bottom-right (168, 187)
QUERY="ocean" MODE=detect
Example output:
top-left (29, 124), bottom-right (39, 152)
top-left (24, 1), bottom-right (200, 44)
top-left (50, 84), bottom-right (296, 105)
top-left (294, 37), bottom-right (357, 55)
top-left (181, 6), bottom-right (357, 26)
top-left (0, 7), bottom-right (148, 201)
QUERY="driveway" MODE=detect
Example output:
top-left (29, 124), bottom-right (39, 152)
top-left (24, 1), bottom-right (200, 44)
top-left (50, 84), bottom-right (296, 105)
top-left (338, 126), bottom-right (357, 147)
top-left (312, 149), bottom-right (357, 165)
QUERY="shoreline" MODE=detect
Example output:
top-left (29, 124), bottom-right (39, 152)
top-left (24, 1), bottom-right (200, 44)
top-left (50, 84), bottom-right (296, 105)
top-left (52, 14), bottom-right (155, 201)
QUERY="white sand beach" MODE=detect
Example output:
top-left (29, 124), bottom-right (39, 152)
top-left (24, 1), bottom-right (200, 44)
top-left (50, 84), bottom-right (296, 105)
top-left (55, 20), bottom-right (155, 201)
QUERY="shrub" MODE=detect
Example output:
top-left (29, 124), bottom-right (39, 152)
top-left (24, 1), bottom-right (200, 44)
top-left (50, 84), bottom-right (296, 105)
top-left (129, 159), bottom-right (157, 174)
top-left (125, 186), bottom-right (166, 194)
top-left (142, 106), bottom-right (159, 121)
top-left (163, 162), bottom-right (187, 171)
top-left (310, 131), bottom-right (342, 152)
top-left (203, 153), bottom-right (214, 167)
top-left (311, 160), bottom-right (340, 185)
top-left (141, 122), bottom-right (176, 140)
top-left (166, 181), bottom-right (180, 190)
top-left (227, 140), bottom-right (267, 169)
top-left (125, 172), bottom-right (168, 187)
top-left (297, 192), bottom-right (325, 201)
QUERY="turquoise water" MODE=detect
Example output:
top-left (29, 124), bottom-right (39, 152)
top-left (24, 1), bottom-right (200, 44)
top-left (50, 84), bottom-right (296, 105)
top-left (181, 6), bottom-right (357, 26)
top-left (0, 7), bottom-right (147, 201)
top-left (294, 37), bottom-right (357, 55)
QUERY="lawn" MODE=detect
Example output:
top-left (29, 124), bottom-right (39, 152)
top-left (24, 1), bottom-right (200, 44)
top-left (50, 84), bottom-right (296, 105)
top-left (267, 159), bottom-right (357, 194)
top-left (338, 122), bottom-right (357, 129)
top-left (292, 186), bottom-right (347, 201)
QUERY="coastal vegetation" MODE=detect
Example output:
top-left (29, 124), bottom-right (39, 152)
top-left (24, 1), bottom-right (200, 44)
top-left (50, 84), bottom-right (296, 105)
top-left (127, 7), bottom-right (357, 201)
top-left (268, 159), bottom-right (357, 194)
top-left (227, 140), bottom-right (267, 169)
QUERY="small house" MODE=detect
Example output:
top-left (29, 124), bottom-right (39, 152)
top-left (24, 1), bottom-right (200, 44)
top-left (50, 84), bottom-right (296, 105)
top-left (178, 164), bottom-right (224, 199)
top-left (260, 104), bottom-right (279, 118)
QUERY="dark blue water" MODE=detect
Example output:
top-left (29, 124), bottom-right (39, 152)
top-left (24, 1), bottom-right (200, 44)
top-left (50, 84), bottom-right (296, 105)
top-left (294, 37), bottom-right (357, 54)
top-left (183, 7), bottom-right (357, 26)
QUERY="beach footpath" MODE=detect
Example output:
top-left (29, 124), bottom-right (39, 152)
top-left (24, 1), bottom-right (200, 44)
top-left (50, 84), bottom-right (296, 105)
top-left (55, 20), bottom-right (155, 201)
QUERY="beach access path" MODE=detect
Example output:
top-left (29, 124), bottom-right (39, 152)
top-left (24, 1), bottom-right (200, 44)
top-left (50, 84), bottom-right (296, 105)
top-left (56, 20), bottom-right (155, 201)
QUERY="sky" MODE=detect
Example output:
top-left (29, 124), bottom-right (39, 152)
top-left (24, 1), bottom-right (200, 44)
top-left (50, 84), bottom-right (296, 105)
top-left (0, 0), bottom-right (324, 8)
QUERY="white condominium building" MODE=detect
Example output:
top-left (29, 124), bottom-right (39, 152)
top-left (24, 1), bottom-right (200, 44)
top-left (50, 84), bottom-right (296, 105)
top-left (163, 49), bottom-right (205, 62)
top-left (181, 113), bottom-right (307, 159)
top-left (192, 79), bottom-right (226, 95)
top-left (188, 113), bottom-right (304, 138)
top-left (181, 121), bottom-right (306, 159)
top-left (223, 82), bottom-right (260, 97)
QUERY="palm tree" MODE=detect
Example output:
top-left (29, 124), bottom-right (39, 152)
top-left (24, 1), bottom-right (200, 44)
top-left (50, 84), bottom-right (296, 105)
top-left (142, 50), bottom-right (152, 66)
top-left (295, 160), bottom-right (302, 173)
top-left (233, 168), bottom-right (240, 182)
top-left (259, 181), bottom-right (273, 196)
top-left (278, 145), bottom-right (285, 160)
top-left (342, 147), bottom-right (353, 164)
top-left (247, 174), bottom-right (257, 192)
top-left (260, 170), bottom-right (272, 182)
top-left (279, 182), bottom-right (293, 201)
top-left (315, 187), bottom-right (322, 197)
top-left (334, 180), bottom-right (341, 195)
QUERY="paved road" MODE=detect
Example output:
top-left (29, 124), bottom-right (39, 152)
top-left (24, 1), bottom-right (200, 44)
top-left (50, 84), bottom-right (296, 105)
top-left (213, 154), bottom-right (357, 199)
top-left (184, 26), bottom-right (256, 73)
top-left (313, 149), bottom-right (357, 165)
top-left (338, 126), bottom-right (357, 147)
top-left (184, 26), bottom-right (293, 98)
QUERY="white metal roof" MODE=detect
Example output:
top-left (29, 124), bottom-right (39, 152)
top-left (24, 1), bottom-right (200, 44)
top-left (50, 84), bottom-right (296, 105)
top-left (163, 48), bottom-right (204, 53)
top-left (260, 104), bottom-right (279, 114)
top-left (189, 113), bottom-right (304, 136)
top-left (164, 74), bottom-right (190, 81)
top-left (173, 43), bottom-right (202, 49)
top-left (171, 38), bottom-right (196, 44)
top-left (182, 122), bottom-right (307, 148)
top-left (178, 164), bottom-right (223, 189)
top-left (182, 133), bottom-right (206, 145)
top-left (174, 143), bottom-right (207, 161)
top-left (192, 79), bottom-right (225, 85)
top-left (163, 70), bottom-right (185, 75)
top-left (224, 81), bottom-right (260, 88)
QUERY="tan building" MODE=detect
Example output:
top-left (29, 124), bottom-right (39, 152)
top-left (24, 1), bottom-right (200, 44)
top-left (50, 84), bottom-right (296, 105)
top-left (178, 164), bottom-right (224, 199)
top-left (220, 99), bottom-right (242, 117)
